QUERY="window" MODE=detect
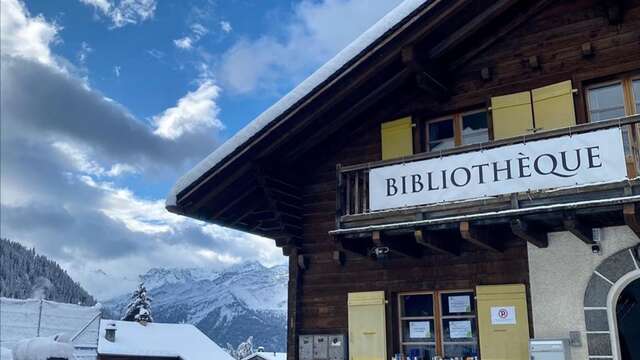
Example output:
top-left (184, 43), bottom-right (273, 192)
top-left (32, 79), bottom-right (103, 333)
top-left (587, 82), bottom-right (626, 122)
top-left (424, 110), bottom-right (488, 152)
top-left (398, 293), bottom-right (437, 359)
top-left (439, 291), bottom-right (479, 358)
top-left (427, 118), bottom-right (455, 151)
top-left (398, 290), bottom-right (479, 359)
top-left (461, 111), bottom-right (489, 145)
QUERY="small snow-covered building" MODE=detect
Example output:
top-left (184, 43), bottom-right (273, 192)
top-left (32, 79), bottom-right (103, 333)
top-left (240, 351), bottom-right (286, 360)
top-left (97, 320), bottom-right (233, 360)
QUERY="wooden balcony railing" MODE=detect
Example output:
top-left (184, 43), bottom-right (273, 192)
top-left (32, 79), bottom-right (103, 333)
top-left (337, 115), bottom-right (640, 218)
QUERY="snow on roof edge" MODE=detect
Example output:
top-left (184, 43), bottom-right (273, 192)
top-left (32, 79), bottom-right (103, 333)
top-left (166, 0), bottom-right (431, 207)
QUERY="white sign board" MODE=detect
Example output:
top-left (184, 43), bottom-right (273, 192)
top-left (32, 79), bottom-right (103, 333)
top-left (409, 321), bottom-right (430, 338)
top-left (448, 295), bottom-right (471, 313)
top-left (369, 128), bottom-right (627, 211)
top-left (491, 306), bottom-right (516, 325)
top-left (449, 320), bottom-right (473, 339)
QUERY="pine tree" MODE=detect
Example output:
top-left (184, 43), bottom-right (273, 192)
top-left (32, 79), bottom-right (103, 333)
top-left (121, 283), bottom-right (153, 322)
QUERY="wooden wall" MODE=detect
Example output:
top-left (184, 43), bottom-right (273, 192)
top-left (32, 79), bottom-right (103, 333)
top-left (288, 0), bottom-right (640, 357)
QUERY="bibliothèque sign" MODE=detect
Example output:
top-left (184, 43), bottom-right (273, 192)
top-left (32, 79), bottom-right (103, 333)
top-left (369, 128), bottom-right (628, 211)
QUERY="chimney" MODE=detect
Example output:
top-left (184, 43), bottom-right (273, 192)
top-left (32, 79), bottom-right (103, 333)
top-left (105, 323), bottom-right (116, 342)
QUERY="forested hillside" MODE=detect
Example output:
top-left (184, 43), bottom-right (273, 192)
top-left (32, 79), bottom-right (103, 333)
top-left (0, 238), bottom-right (95, 305)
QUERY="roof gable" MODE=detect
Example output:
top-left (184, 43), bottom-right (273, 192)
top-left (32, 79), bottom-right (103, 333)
top-left (167, 0), bottom-right (433, 207)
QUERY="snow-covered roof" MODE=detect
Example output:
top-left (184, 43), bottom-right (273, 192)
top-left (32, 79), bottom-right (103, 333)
top-left (97, 320), bottom-right (233, 360)
top-left (166, 0), bottom-right (431, 206)
top-left (0, 297), bottom-right (101, 359)
top-left (241, 352), bottom-right (286, 360)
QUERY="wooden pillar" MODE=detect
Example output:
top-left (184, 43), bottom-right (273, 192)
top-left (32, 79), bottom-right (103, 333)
top-left (287, 247), bottom-right (302, 359)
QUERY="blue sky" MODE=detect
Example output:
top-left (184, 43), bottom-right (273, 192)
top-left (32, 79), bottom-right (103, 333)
top-left (0, 0), bottom-right (402, 299)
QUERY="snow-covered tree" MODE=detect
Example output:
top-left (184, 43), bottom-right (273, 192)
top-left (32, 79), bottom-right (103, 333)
top-left (121, 283), bottom-right (153, 322)
top-left (225, 336), bottom-right (254, 359)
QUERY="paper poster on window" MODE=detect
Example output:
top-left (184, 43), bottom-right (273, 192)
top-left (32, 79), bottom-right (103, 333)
top-left (449, 320), bottom-right (473, 339)
top-left (409, 321), bottom-right (430, 338)
top-left (491, 306), bottom-right (516, 325)
top-left (448, 295), bottom-right (471, 313)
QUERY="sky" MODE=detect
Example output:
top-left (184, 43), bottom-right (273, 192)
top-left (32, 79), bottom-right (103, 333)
top-left (0, 0), bottom-right (404, 300)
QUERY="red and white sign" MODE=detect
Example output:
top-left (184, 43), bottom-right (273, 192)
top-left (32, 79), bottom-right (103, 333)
top-left (490, 306), bottom-right (516, 325)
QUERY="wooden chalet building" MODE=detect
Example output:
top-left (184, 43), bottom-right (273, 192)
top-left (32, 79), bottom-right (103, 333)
top-left (167, 0), bottom-right (640, 359)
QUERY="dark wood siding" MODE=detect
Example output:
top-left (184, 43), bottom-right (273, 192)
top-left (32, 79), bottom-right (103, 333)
top-left (289, 0), bottom-right (640, 357)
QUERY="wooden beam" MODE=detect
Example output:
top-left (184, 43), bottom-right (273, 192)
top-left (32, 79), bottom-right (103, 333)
top-left (297, 255), bottom-right (308, 271)
top-left (624, 203), bottom-right (640, 238)
top-left (284, 68), bottom-right (412, 163)
top-left (460, 221), bottom-right (501, 252)
top-left (402, 46), bottom-right (449, 99)
top-left (563, 213), bottom-right (594, 244)
top-left (414, 229), bottom-right (460, 256)
top-left (450, 0), bottom-right (554, 70)
top-left (211, 186), bottom-right (258, 219)
top-left (332, 235), bottom-right (369, 257)
top-left (510, 219), bottom-right (548, 248)
top-left (373, 231), bottom-right (422, 258)
top-left (428, 0), bottom-right (518, 59)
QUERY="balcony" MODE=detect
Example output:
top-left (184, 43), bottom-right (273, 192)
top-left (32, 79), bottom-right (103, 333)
top-left (331, 115), bottom-right (640, 254)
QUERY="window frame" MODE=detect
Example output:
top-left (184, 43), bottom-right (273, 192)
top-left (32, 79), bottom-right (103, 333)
top-left (421, 109), bottom-right (489, 153)
top-left (585, 79), bottom-right (626, 123)
top-left (397, 289), bottom-right (480, 358)
top-left (398, 291), bottom-right (437, 350)
top-left (630, 75), bottom-right (640, 115)
top-left (460, 109), bottom-right (490, 146)
top-left (424, 116), bottom-right (456, 152)
top-left (438, 289), bottom-right (479, 357)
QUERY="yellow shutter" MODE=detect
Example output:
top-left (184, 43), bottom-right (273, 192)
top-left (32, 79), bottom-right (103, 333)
top-left (491, 92), bottom-right (534, 140)
top-left (532, 80), bottom-right (576, 132)
top-left (476, 284), bottom-right (530, 360)
top-left (381, 117), bottom-right (413, 160)
top-left (347, 291), bottom-right (386, 360)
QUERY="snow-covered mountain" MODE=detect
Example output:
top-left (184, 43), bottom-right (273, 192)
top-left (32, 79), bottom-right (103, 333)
top-left (103, 261), bottom-right (288, 351)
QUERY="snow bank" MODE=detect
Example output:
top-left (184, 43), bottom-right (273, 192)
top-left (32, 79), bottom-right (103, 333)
top-left (13, 337), bottom-right (75, 360)
top-left (98, 320), bottom-right (233, 360)
top-left (166, 0), bottom-right (430, 206)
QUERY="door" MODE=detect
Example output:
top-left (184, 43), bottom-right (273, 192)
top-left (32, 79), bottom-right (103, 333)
top-left (476, 284), bottom-right (530, 360)
top-left (348, 291), bottom-right (387, 360)
top-left (616, 277), bottom-right (640, 359)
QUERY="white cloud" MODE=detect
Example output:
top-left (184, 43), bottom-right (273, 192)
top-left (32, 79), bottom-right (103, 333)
top-left (1, 0), bottom-right (60, 65)
top-left (1, 0), bottom-right (285, 300)
top-left (191, 23), bottom-right (208, 37)
top-left (173, 36), bottom-right (193, 50)
top-left (153, 80), bottom-right (224, 140)
top-left (78, 0), bottom-right (156, 28)
top-left (79, 0), bottom-right (111, 14)
top-left (77, 41), bottom-right (93, 64)
top-left (173, 23), bottom-right (208, 50)
top-left (220, 20), bottom-right (232, 33)
top-left (146, 49), bottom-right (164, 59)
top-left (219, 0), bottom-right (402, 94)
top-left (53, 141), bottom-right (138, 178)
top-left (80, 175), bottom-right (180, 234)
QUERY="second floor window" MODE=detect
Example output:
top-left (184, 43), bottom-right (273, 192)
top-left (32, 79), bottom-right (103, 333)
top-left (587, 82), bottom-right (626, 122)
top-left (587, 76), bottom-right (640, 122)
top-left (461, 111), bottom-right (489, 145)
top-left (425, 110), bottom-right (488, 152)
